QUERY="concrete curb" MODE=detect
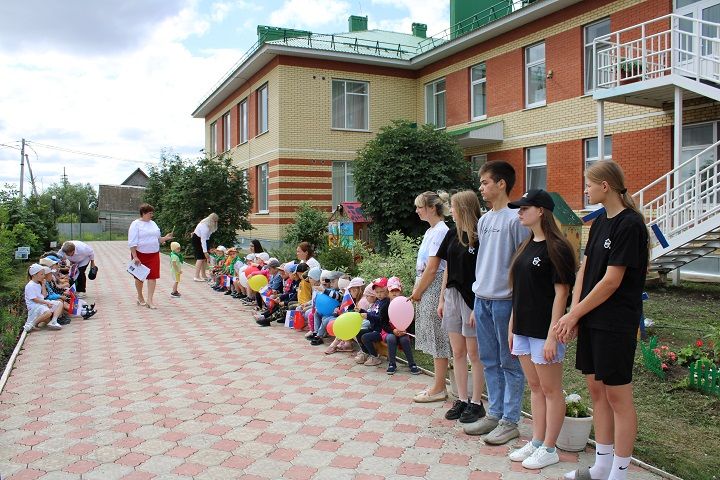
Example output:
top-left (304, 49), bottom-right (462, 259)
top-left (0, 330), bottom-right (27, 395)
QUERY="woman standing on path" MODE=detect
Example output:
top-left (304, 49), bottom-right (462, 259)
top-left (192, 213), bottom-right (219, 281)
top-left (555, 161), bottom-right (649, 480)
top-left (409, 191), bottom-right (451, 403)
top-left (437, 190), bottom-right (486, 422)
top-left (128, 203), bottom-right (173, 309)
top-left (296, 241), bottom-right (320, 269)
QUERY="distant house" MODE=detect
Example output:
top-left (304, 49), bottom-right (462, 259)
top-left (97, 168), bottom-right (149, 233)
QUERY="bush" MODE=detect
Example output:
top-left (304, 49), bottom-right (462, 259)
top-left (318, 246), bottom-right (357, 275)
top-left (283, 202), bottom-right (328, 252)
top-left (267, 244), bottom-right (298, 264)
top-left (356, 231), bottom-right (420, 293)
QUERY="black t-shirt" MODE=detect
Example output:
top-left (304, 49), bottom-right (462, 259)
top-left (437, 228), bottom-right (478, 309)
top-left (512, 240), bottom-right (572, 339)
top-left (580, 208), bottom-right (649, 332)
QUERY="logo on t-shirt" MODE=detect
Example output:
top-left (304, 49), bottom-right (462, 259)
top-left (603, 238), bottom-right (612, 249)
top-left (468, 246), bottom-right (475, 254)
top-left (532, 257), bottom-right (541, 266)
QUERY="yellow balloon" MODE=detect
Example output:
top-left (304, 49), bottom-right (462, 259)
top-left (333, 312), bottom-right (363, 340)
top-left (248, 274), bottom-right (268, 291)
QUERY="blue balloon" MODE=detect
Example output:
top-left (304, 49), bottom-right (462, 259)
top-left (316, 293), bottom-right (340, 317)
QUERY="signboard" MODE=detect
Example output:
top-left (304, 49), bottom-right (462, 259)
top-left (15, 251), bottom-right (28, 260)
top-left (17, 246), bottom-right (31, 254)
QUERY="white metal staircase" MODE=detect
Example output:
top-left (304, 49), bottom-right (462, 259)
top-left (632, 141), bottom-right (720, 273)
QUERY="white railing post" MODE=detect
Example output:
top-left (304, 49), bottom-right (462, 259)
top-left (615, 31), bottom-right (622, 86)
top-left (641, 23), bottom-right (647, 80)
top-left (695, 17), bottom-right (702, 80)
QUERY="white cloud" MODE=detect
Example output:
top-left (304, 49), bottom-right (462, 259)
top-left (269, 0), bottom-right (351, 29)
top-left (369, 0), bottom-right (448, 37)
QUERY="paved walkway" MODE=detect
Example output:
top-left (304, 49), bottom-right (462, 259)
top-left (0, 241), bottom-right (661, 480)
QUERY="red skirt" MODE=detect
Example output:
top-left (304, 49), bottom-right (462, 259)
top-left (135, 251), bottom-right (160, 280)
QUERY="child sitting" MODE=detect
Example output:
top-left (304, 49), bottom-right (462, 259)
top-left (308, 270), bottom-right (344, 345)
top-left (324, 277), bottom-right (365, 354)
top-left (358, 283), bottom-right (376, 312)
top-left (355, 278), bottom-right (389, 365)
top-left (24, 264), bottom-right (64, 332)
top-left (170, 241), bottom-right (183, 298)
top-left (255, 263), bottom-right (298, 326)
top-left (384, 277), bottom-right (420, 375)
top-left (301, 267), bottom-right (323, 333)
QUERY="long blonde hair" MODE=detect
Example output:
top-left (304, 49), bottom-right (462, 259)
top-left (586, 161), bottom-right (644, 220)
top-left (414, 191), bottom-right (450, 217)
top-left (201, 213), bottom-right (219, 233)
top-left (451, 190), bottom-right (481, 247)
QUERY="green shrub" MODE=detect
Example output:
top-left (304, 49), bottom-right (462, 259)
top-left (356, 231), bottom-right (420, 293)
top-left (318, 246), bottom-right (357, 275)
top-left (267, 244), bottom-right (298, 264)
top-left (283, 202), bottom-right (328, 252)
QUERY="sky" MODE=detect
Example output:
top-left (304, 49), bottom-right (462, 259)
top-left (0, 0), bottom-right (449, 195)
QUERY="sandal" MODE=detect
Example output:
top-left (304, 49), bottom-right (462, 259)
top-left (336, 342), bottom-right (354, 352)
top-left (324, 345), bottom-right (338, 355)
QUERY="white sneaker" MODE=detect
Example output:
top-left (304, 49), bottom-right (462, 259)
top-left (23, 322), bottom-right (34, 333)
top-left (47, 321), bottom-right (62, 330)
top-left (522, 446), bottom-right (559, 469)
top-left (354, 352), bottom-right (368, 364)
top-left (509, 441), bottom-right (538, 462)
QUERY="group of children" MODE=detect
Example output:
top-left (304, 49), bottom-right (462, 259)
top-left (23, 254), bottom-right (98, 333)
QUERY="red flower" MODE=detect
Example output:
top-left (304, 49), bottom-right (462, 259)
top-left (696, 339), bottom-right (704, 348)
top-left (662, 363), bottom-right (669, 371)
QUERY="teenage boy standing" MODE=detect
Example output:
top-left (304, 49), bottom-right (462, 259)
top-left (464, 161), bottom-right (529, 445)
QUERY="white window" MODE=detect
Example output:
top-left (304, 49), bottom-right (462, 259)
top-left (332, 80), bottom-right (369, 130)
top-left (257, 84), bottom-right (268, 135)
top-left (239, 100), bottom-right (248, 144)
top-left (584, 136), bottom-right (612, 207)
top-left (584, 18), bottom-right (611, 93)
top-left (425, 78), bottom-right (446, 128)
top-left (209, 121), bottom-right (217, 156)
top-left (257, 162), bottom-right (269, 212)
top-left (525, 42), bottom-right (546, 108)
top-left (471, 64), bottom-right (487, 120)
top-left (526, 146), bottom-right (547, 190)
top-left (332, 161), bottom-right (356, 208)
top-left (470, 154), bottom-right (487, 179)
top-left (222, 112), bottom-right (231, 152)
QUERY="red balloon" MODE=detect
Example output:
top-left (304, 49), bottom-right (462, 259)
top-left (327, 320), bottom-right (335, 337)
top-left (245, 267), bottom-right (259, 277)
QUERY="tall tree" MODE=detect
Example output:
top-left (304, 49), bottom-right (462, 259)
top-left (40, 182), bottom-right (98, 223)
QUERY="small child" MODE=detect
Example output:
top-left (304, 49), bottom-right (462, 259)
top-left (355, 278), bottom-right (389, 365)
top-left (325, 277), bottom-right (365, 355)
top-left (384, 277), bottom-right (420, 375)
top-left (24, 264), bottom-right (64, 332)
top-left (170, 242), bottom-right (183, 298)
top-left (309, 270), bottom-right (344, 345)
top-left (358, 283), bottom-right (376, 312)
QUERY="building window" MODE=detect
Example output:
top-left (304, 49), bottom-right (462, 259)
top-left (239, 100), bottom-right (248, 144)
top-left (584, 18), bottom-right (611, 93)
top-left (526, 146), bottom-right (547, 190)
top-left (222, 112), bottom-right (231, 152)
top-left (209, 121), bottom-right (217, 156)
top-left (332, 80), bottom-right (369, 130)
top-left (525, 42), bottom-right (546, 108)
top-left (257, 162), bottom-right (269, 212)
top-left (470, 154), bottom-right (487, 179)
top-left (332, 161), bottom-right (356, 208)
top-left (257, 84), bottom-right (268, 135)
top-left (584, 136), bottom-right (612, 207)
top-left (425, 78), bottom-right (446, 128)
top-left (471, 64), bottom-right (487, 120)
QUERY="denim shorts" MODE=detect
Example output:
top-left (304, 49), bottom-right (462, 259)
top-left (511, 334), bottom-right (565, 364)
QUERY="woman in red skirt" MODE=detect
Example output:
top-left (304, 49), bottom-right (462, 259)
top-left (128, 203), bottom-right (173, 309)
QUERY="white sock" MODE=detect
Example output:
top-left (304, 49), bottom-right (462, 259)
top-left (565, 443), bottom-right (613, 480)
top-left (607, 455), bottom-right (631, 480)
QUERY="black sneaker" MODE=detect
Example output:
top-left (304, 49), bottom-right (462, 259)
top-left (256, 318), bottom-right (272, 327)
top-left (57, 315), bottom-right (71, 326)
top-left (170, 291), bottom-right (181, 298)
top-left (224, 290), bottom-right (232, 295)
top-left (310, 337), bottom-right (324, 346)
top-left (445, 399), bottom-right (468, 420)
top-left (459, 401), bottom-right (486, 424)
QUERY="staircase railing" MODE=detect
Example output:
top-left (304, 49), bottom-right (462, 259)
top-left (593, 14), bottom-right (720, 90)
top-left (633, 139), bottom-right (720, 249)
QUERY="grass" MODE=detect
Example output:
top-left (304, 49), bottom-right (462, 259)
top-left (406, 281), bottom-right (720, 480)
top-left (0, 264), bottom-right (31, 375)
top-left (58, 232), bottom-right (127, 242)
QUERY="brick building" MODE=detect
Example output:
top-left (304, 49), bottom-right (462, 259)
top-left (193, 0), bottom-right (720, 275)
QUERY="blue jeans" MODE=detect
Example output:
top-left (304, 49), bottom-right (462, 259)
top-left (386, 333), bottom-right (415, 366)
top-left (474, 298), bottom-right (525, 424)
top-left (314, 312), bottom-right (336, 337)
top-left (361, 331), bottom-right (382, 355)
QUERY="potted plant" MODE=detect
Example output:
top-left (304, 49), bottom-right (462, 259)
top-left (557, 392), bottom-right (593, 452)
top-left (619, 58), bottom-right (643, 84)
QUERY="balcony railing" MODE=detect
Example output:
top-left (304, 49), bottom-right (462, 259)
top-left (593, 14), bottom-right (720, 90)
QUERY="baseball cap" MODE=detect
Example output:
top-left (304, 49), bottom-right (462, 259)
top-left (347, 277), bottom-right (365, 289)
top-left (508, 189), bottom-right (555, 211)
top-left (257, 252), bottom-right (270, 262)
top-left (245, 253), bottom-right (256, 261)
top-left (295, 263), bottom-right (309, 274)
top-left (363, 284), bottom-right (376, 297)
top-left (337, 278), bottom-right (350, 291)
top-left (372, 277), bottom-right (388, 289)
top-left (42, 266), bottom-right (53, 275)
top-left (283, 263), bottom-right (298, 273)
top-left (28, 263), bottom-right (43, 276)
top-left (308, 267), bottom-right (322, 281)
top-left (217, 245), bottom-right (227, 253)
top-left (267, 259), bottom-right (281, 268)
top-left (39, 257), bottom-right (57, 267)
top-left (387, 276), bottom-right (403, 291)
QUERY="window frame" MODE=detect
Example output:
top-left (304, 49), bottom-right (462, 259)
top-left (425, 78), bottom-right (446, 129)
top-left (222, 112), bottom-right (231, 152)
top-left (470, 63), bottom-right (487, 121)
top-left (331, 79), bottom-right (370, 131)
top-left (584, 18), bottom-right (611, 94)
top-left (257, 84), bottom-right (269, 135)
top-left (470, 154), bottom-right (487, 180)
top-left (331, 161), bottom-right (357, 208)
top-left (583, 135), bottom-right (613, 208)
top-left (239, 99), bottom-right (248, 144)
top-left (257, 162), bottom-right (269, 213)
top-left (525, 145), bottom-right (547, 191)
top-left (209, 121), bottom-right (217, 156)
top-left (525, 42), bottom-right (547, 109)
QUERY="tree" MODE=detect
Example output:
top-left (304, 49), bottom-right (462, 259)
top-left (40, 182), bottom-right (98, 223)
top-left (283, 202), bottom-right (327, 251)
top-left (353, 120), bottom-right (476, 246)
top-left (144, 152), bottom-right (253, 249)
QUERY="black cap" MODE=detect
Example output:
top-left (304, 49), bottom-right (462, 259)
top-left (508, 189), bottom-right (555, 211)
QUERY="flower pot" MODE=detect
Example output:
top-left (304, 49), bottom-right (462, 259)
top-left (557, 415), bottom-right (593, 452)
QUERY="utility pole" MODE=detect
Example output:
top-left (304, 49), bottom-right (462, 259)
top-left (19, 138), bottom-right (25, 199)
top-left (25, 154), bottom-right (38, 197)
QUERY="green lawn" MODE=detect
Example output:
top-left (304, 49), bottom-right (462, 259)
top-left (407, 281), bottom-right (720, 480)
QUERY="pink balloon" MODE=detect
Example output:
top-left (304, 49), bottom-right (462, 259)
top-left (389, 296), bottom-right (414, 331)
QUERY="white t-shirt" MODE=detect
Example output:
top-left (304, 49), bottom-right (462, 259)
top-left (304, 257), bottom-right (321, 270)
top-left (128, 219), bottom-right (161, 254)
top-left (64, 240), bottom-right (94, 267)
top-left (193, 222), bottom-right (211, 253)
top-left (416, 221), bottom-right (449, 276)
top-left (24, 280), bottom-right (43, 310)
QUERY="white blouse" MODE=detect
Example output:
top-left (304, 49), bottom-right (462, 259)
top-left (193, 222), bottom-right (211, 253)
top-left (128, 219), bottom-right (161, 254)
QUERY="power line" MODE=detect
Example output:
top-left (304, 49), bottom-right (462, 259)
top-left (25, 140), bottom-right (157, 165)
top-left (0, 143), bottom-right (21, 151)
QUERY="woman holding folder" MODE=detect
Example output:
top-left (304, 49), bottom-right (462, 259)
top-left (128, 203), bottom-right (173, 309)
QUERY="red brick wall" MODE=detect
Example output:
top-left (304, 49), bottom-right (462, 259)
top-left (613, 126), bottom-right (672, 198)
top-left (247, 166), bottom-right (258, 212)
top-left (230, 105), bottom-right (239, 147)
top-left (486, 148), bottom-right (525, 197)
top-left (249, 91), bottom-right (257, 138)
top-left (487, 50), bottom-right (523, 116)
top-left (546, 27), bottom-right (584, 103)
top-left (446, 68), bottom-right (470, 127)
top-left (548, 139), bottom-right (584, 209)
